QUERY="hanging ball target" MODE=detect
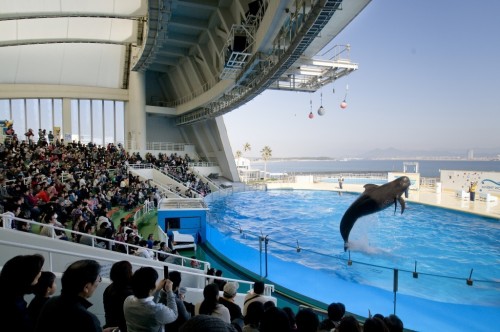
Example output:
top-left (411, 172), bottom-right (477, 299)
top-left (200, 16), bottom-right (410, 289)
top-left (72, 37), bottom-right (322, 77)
top-left (308, 112), bottom-right (314, 119)
top-left (340, 101), bottom-right (348, 109)
top-left (317, 106), bottom-right (325, 116)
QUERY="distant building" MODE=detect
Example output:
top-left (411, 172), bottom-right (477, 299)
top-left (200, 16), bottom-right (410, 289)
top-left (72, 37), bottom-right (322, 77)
top-left (467, 149), bottom-right (474, 160)
top-left (235, 157), bottom-right (260, 183)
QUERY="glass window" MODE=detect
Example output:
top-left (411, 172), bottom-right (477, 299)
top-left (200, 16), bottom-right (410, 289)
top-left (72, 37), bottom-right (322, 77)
top-left (11, 99), bottom-right (26, 138)
top-left (115, 101), bottom-right (125, 145)
top-left (26, 99), bottom-right (41, 140)
top-left (71, 99), bottom-right (79, 142)
top-left (53, 99), bottom-right (63, 141)
top-left (79, 100), bottom-right (91, 144)
top-left (40, 99), bottom-right (54, 136)
top-left (92, 100), bottom-right (103, 146)
top-left (104, 100), bottom-right (115, 145)
top-left (0, 100), bottom-right (10, 120)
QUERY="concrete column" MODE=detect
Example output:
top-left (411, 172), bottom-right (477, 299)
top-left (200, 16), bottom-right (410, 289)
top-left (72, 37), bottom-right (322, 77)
top-left (127, 71), bottom-right (147, 151)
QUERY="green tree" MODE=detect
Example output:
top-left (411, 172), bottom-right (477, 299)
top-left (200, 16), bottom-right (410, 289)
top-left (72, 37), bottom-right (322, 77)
top-left (243, 142), bottom-right (251, 155)
top-left (260, 145), bottom-right (272, 180)
top-left (235, 150), bottom-right (242, 159)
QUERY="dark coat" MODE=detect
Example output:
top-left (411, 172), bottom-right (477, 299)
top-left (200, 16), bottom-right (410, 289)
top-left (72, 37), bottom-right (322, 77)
top-left (34, 294), bottom-right (102, 332)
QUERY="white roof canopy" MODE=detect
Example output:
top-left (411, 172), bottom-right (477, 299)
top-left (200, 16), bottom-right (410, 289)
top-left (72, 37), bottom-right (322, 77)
top-left (0, 0), bottom-right (146, 88)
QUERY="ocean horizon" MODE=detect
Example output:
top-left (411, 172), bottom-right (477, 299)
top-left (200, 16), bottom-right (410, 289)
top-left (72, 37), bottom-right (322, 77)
top-left (249, 159), bottom-right (500, 178)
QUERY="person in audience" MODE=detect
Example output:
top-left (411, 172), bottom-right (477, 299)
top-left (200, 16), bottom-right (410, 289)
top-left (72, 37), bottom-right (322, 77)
top-left (1, 202), bottom-right (20, 229)
top-left (214, 268), bottom-right (227, 290)
top-left (35, 259), bottom-right (116, 332)
top-left (195, 283), bottom-right (231, 323)
top-left (336, 315), bottom-right (362, 332)
top-left (103, 260), bottom-right (134, 332)
top-left (165, 249), bottom-right (182, 265)
top-left (243, 301), bottom-right (264, 332)
top-left (135, 239), bottom-right (155, 260)
top-left (162, 270), bottom-right (191, 332)
top-left (28, 271), bottom-right (57, 324)
top-left (146, 233), bottom-right (154, 249)
top-left (383, 314), bottom-right (404, 332)
top-left (123, 267), bottom-right (178, 331)
top-left (190, 256), bottom-right (201, 269)
top-left (95, 221), bottom-right (113, 250)
top-left (0, 253), bottom-right (44, 332)
top-left (243, 281), bottom-right (267, 316)
top-left (219, 281), bottom-right (244, 323)
top-left (79, 222), bottom-right (96, 246)
top-left (179, 315), bottom-right (239, 332)
top-left (206, 267), bottom-right (216, 284)
top-left (319, 301), bottom-right (345, 331)
top-left (40, 211), bottom-right (67, 240)
top-left (157, 241), bottom-right (171, 261)
top-left (259, 306), bottom-right (291, 332)
top-left (295, 307), bottom-right (319, 332)
top-left (282, 307), bottom-right (297, 331)
top-left (363, 317), bottom-right (389, 332)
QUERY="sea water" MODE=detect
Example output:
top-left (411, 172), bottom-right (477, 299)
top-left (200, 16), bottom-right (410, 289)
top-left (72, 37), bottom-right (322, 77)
top-left (250, 159), bottom-right (500, 177)
top-left (207, 190), bottom-right (500, 306)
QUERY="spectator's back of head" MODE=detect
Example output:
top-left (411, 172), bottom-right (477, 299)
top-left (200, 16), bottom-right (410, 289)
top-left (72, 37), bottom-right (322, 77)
top-left (244, 301), bottom-right (264, 326)
top-left (61, 259), bottom-right (101, 297)
top-left (363, 317), bottom-right (389, 332)
top-left (253, 281), bottom-right (265, 295)
top-left (384, 314), bottom-right (404, 332)
top-left (131, 267), bottom-right (158, 298)
top-left (260, 306), bottom-right (291, 332)
top-left (169, 270), bottom-right (182, 289)
top-left (32, 271), bottom-right (56, 297)
top-left (327, 302), bottom-right (345, 321)
top-left (109, 260), bottom-right (132, 285)
top-left (0, 254), bottom-right (45, 296)
top-left (296, 308), bottom-right (319, 332)
top-left (337, 315), bottom-right (361, 332)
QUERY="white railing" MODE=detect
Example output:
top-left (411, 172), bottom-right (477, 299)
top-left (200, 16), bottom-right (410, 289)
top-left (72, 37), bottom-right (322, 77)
top-left (188, 161), bottom-right (219, 167)
top-left (133, 201), bottom-right (157, 222)
top-left (0, 214), bottom-right (202, 270)
top-left (146, 141), bottom-right (195, 151)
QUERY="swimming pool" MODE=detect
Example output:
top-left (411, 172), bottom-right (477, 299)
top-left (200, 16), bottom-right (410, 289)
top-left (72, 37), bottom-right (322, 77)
top-left (207, 190), bottom-right (500, 306)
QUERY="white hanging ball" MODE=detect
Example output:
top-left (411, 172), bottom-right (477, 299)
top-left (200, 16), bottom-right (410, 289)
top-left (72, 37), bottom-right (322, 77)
top-left (317, 106), bottom-right (326, 116)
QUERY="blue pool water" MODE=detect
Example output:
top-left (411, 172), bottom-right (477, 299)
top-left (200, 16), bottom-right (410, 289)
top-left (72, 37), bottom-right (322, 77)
top-left (207, 190), bottom-right (500, 306)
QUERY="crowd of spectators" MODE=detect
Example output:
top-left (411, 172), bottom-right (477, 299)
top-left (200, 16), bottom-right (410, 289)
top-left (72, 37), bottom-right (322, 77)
top-left (0, 127), bottom-right (211, 255)
top-left (1, 253), bottom-right (404, 332)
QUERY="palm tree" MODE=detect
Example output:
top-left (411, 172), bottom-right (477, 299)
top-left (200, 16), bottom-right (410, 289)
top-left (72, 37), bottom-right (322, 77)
top-left (235, 150), bottom-right (242, 159)
top-left (243, 142), bottom-right (251, 155)
top-left (260, 145), bottom-right (272, 180)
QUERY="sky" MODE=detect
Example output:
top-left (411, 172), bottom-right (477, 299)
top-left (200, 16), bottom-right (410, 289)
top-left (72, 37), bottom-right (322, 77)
top-left (224, 0), bottom-right (500, 158)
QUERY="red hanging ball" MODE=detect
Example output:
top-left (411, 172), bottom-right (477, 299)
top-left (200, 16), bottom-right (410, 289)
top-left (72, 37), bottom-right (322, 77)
top-left (340, 101), bottom-right (348, 109)
top-left (308, 112), bottom-right (314, 119)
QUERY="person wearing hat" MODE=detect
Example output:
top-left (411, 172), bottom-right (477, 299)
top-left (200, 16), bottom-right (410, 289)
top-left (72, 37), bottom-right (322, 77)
top-left (219, 282), bottom-right (243, 323)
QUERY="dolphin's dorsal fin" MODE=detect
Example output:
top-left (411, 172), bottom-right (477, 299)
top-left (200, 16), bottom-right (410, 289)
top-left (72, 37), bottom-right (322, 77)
top-left (363, 184), bottom-right (379, 192)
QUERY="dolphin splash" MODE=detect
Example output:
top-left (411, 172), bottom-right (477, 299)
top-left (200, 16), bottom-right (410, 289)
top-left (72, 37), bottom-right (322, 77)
top-left (340, 176), bottom-right (411, 251)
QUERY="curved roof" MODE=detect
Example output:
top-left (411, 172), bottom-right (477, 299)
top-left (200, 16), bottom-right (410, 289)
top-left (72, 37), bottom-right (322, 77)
top-left (0, 0), bottom-right (370, 123)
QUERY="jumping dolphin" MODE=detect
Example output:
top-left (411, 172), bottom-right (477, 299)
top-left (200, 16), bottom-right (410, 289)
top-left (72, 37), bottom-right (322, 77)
top-left (340, 176), bottom-right (411, 251)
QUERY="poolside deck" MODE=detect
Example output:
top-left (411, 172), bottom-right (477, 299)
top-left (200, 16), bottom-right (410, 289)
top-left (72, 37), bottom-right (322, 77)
top-left (266, 181), bottom-right (500, 220)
